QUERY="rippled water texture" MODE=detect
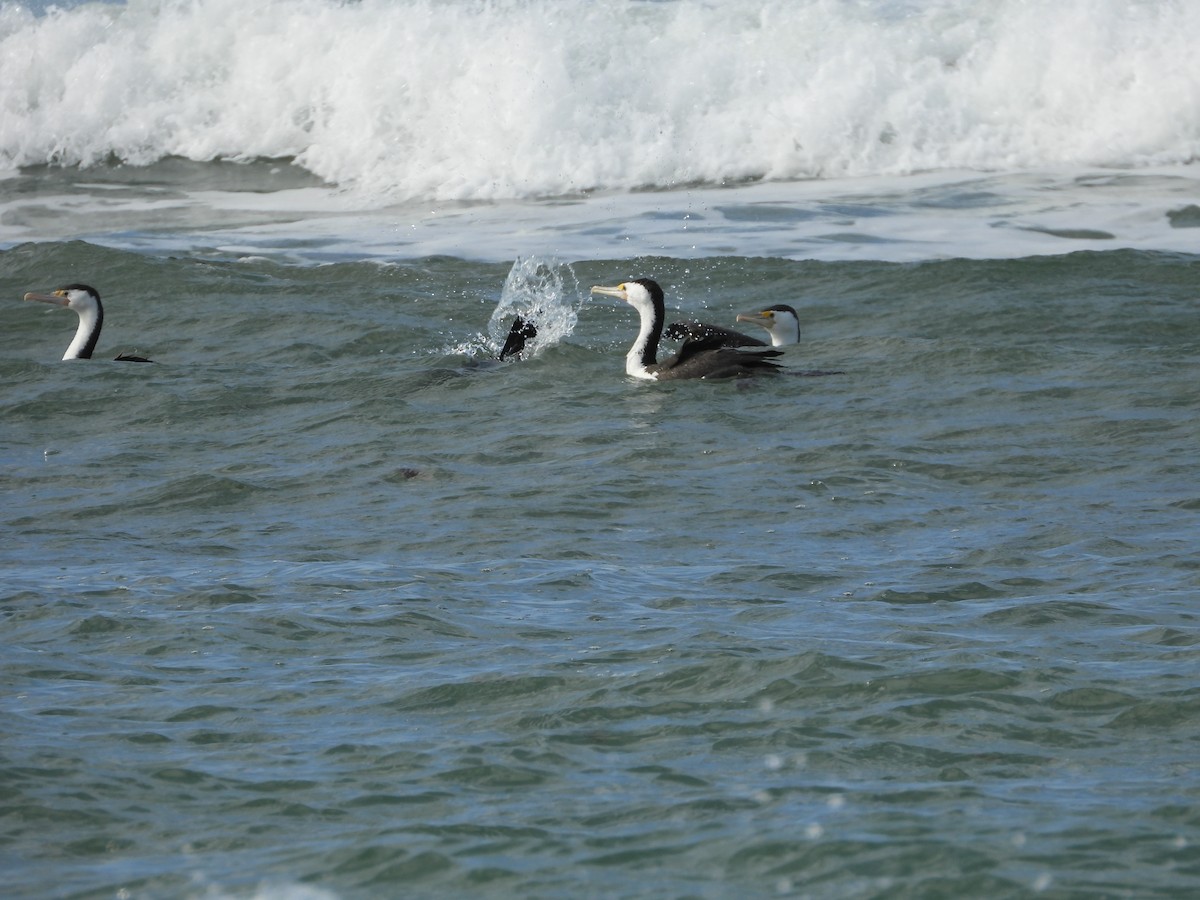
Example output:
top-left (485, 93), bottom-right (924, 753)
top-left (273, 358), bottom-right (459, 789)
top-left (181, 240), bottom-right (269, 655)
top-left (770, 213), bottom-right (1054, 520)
top-left (5, 0), bottom-right (1200, 893)
top-left (3, 241), bottom-right (1199, 898)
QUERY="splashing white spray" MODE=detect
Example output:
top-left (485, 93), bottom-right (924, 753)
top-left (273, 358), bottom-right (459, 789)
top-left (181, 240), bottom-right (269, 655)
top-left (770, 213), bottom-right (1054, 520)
top-left (488, 256), bottom-right (581, 358)
top-left (3, 0), bottom-right (1199, 202)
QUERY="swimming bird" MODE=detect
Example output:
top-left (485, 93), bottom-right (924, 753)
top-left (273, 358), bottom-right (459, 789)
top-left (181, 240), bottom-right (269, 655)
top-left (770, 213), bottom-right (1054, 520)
top-left (590, 278), bottom-right (783, 380)
top-left (736, 304), bottom-right (802, 347)
top-left (666, 303), bottom-right (801, 349)
top-left (24, 284), bottom-right (152, 362)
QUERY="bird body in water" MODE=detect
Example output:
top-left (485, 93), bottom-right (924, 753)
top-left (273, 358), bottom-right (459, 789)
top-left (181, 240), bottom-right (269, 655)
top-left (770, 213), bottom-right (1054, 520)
top-left (24, 284), bottom-right (152, 362)
top-left (665, 304), bottom-right (802, 349)
top-left (667, 300), bottom-right (845, 377)
top-left (590, 278), bottom-right (783, 380)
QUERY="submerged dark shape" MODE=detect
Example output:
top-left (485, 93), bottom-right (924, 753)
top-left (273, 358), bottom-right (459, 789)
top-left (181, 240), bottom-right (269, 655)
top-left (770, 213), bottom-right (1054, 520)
top-left (590, 278), bottom-right (784, 380)
top-left (23, 284), bottom-right (153, 362)
top-left (498, 315), bottom-right (537, 361)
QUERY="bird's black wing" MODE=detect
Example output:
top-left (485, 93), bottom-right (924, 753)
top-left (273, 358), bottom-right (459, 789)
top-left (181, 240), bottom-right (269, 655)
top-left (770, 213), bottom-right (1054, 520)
top-left (697, 351), bottom-right (785, 378)
top-left (659, 339), bottom-right (784, 378)
top-left (664, 320), bottom-right (766, 347)
top-left (498, 316), bottom-right (538, 361)
top-left (661, 335), bottom-right (733, 368)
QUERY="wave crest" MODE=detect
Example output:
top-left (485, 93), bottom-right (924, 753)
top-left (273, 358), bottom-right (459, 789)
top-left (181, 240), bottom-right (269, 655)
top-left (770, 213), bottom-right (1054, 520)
top-left (2, 0), bottom-right (1198, 201)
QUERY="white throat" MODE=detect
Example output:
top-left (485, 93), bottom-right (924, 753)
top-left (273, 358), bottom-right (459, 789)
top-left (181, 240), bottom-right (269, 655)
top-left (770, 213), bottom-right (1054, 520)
top-left (64, 305), bottom-right (101, 360)
top-left (625, 303), bottom-right (659, 380)
top-left (770, 316), bottom-right (800, 347)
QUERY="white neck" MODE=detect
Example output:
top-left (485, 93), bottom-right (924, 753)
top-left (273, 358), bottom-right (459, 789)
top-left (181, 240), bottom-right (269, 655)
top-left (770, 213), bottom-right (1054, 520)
top-left (64, 305), bottom-right (101, 360)
top-left (625, 306), bottom-right (659, 380)
top-left (773, 315), bottom-right (800, 347)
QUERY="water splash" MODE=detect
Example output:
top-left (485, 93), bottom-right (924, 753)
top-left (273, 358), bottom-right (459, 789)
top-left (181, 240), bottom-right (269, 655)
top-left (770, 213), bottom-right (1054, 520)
top-left (487, 256), bottom-right (581, 358)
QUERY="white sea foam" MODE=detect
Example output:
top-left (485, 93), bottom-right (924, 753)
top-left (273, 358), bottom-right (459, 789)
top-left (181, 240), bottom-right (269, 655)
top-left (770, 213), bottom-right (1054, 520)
top-left (4, 164), bottom-right (1199, 263)
top-left (2, 0), bottom-right (1199, 203)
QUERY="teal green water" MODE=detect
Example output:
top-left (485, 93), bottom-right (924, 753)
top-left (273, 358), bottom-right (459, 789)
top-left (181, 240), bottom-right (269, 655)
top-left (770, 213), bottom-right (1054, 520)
top-left (3, 239), bottom-right (1200, 898)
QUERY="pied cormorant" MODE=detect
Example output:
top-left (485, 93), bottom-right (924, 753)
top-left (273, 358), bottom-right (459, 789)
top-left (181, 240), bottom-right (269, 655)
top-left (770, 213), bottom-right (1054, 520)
top-left (24, 284), bottom-right (152, 362)
top-left (590, 278), bottom-right (783, 380)
top-left (666, 304), bottom-right (801, 348)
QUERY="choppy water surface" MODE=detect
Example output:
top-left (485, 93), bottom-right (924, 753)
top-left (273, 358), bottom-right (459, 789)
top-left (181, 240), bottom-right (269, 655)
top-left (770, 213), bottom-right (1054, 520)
top-left (4, 0), bottom-right (1200, 896)
top-left (3, 239), bottom-right (1199, 899)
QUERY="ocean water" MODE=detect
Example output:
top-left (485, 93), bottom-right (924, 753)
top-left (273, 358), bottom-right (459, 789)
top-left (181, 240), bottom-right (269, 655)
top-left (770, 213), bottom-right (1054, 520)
top-left (3, 1), bottom-right (1200, 899)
